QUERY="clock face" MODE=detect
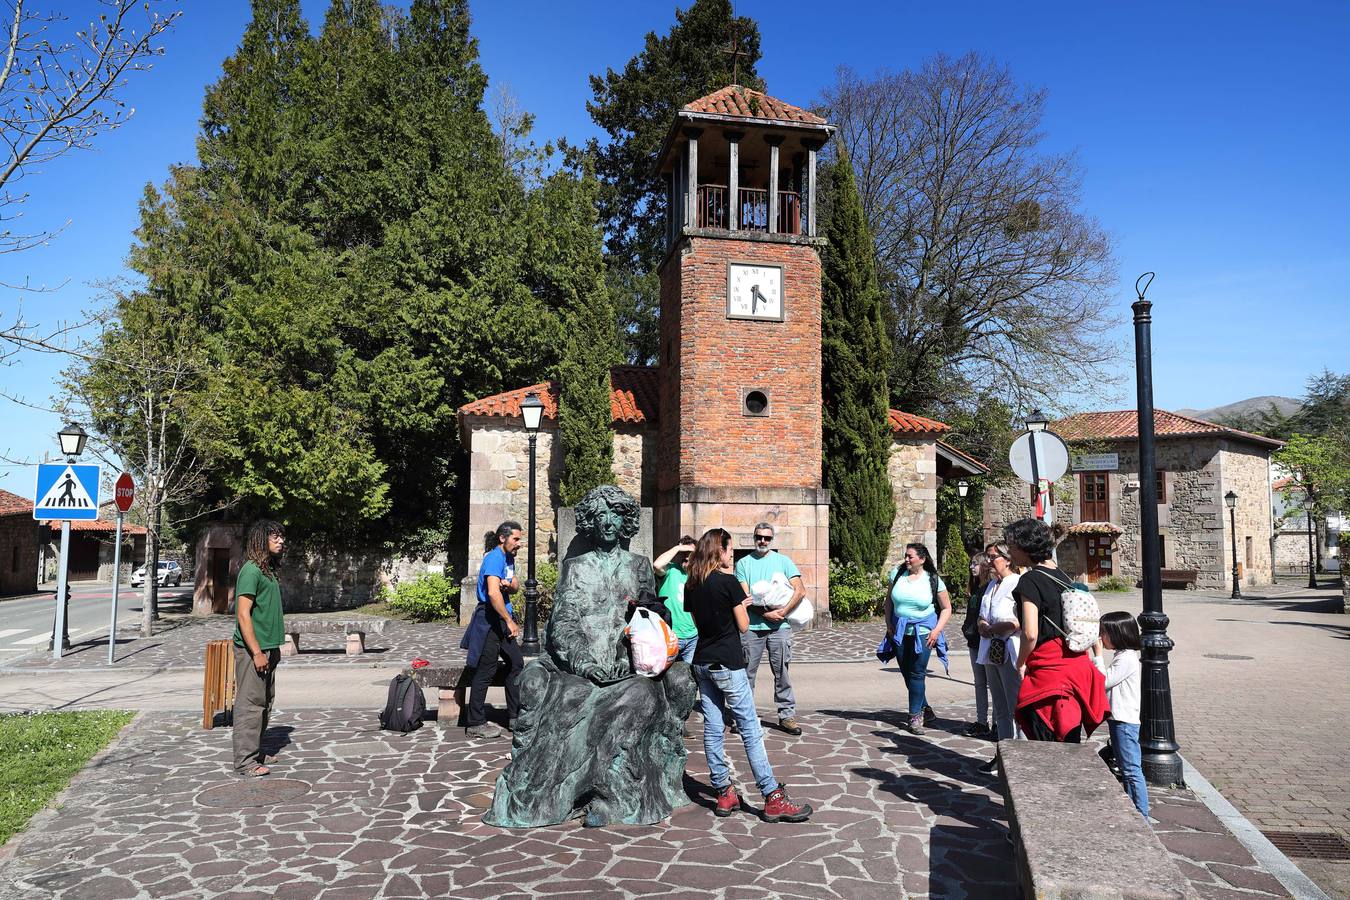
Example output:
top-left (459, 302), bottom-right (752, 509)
top-left (727, 263), bottom-right (784, 321)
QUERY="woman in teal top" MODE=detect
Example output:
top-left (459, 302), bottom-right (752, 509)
top-left (884, 543), bottom-right (953, 735)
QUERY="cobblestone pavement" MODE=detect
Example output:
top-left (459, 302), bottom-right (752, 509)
top-left (0, 706), bottom-right (1290, 900)
top-left (0, 617), bottom-right (901, 672)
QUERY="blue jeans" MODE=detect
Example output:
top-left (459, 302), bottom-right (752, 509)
top-left (677, 635), bottom-right (698, 663)
top-left (1109, 720), bottom-right (1149, 819)
top-left (693, 664), bottom-right (779, 798)
top-left (900, 630), bottom-right (933, 718)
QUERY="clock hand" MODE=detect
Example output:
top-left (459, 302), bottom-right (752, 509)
top-left (751, 284), bottom-right (764, 313)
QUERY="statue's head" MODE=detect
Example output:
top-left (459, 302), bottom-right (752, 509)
top-left (574, 484), bottom-right (641, 549)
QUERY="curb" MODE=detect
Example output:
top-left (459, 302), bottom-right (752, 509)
top-left (1181, 755), bottom-right (1331, 900)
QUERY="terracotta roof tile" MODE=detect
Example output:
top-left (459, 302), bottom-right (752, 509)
top-left (458, 366), bottom-right (659, 427)
top-left (0, 488), bottom-right (31, 516)
top-left (889, 410), bottom-right (950, 435)
top-left (683, 85), bottom-right (827, 126)
top-left (49, 518), bottom-right (147, 535)
top-left (936, 439), bottom-right (990, 474)
top-left (1052, 409), bottom-right (1283, 449)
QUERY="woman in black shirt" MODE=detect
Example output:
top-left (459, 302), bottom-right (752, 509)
top-left (684, 528), bottom-right (812, 823)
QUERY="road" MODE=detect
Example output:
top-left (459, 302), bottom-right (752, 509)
top-left (0, 582), bottom-right (193, 663)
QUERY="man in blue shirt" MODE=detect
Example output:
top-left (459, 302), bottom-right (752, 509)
top-left (462, 521), bottom-right (523, 739)
top-left (734, 523), bottom-right (807, 736)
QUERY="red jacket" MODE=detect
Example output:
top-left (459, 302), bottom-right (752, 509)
top-left (1015, 637), bottom-right (1109, 740)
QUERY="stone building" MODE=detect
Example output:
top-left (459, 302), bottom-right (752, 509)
top-left (1271, 479), bottom-right (1343, 574)
top-left (0, 489), bottom-right (42, 596)
top-left (36, 508), bottom-right (147, 585)
top-left (982, 410), bottom-right (1282, 590)
top-left (457, 85), bottom-right (986, 625)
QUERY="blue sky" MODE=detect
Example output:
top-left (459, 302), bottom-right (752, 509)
top-left (2, 0), bottom-right (1347, 499)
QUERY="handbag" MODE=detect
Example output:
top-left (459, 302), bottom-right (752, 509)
top-left (987, 636), bottom-right (1007, 666)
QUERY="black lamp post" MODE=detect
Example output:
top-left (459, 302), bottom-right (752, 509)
top-left (1306, 505), bottom-right (1318, 589)
top-left (1026, 410), bottom-right (1048, 519)
top-left (519, 392), bottom-right (544, 656)
top-left (48, 424), bottom-right (88, 655)
top-left (1132, 274), bottom-right (1183, 788)
top-left (1225, 491), bottom-right (1242, 599)
top-left (957, 479), bottom-right (969, 543)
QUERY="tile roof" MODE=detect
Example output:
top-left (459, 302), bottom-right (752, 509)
top-left (49, 519), bottom-right (147, 535)
top-left (936, 439), bottom-right (990, 474)
top-left (889, 410), bottom-right (950, 435)
top-left (1052, 409), bottom-right (1284, 450)
top-left (683, 85), bottom-right (827, 126)
top-left (0, 488), bottom-right (31, 516)
top-left (458, 366), bottom-right (659, 426)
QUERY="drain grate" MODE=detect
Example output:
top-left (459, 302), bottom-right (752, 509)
top-left (196, 778), bottom-right (310, 808)
top-left (1262, 830), bottom-right (1350, 860)
top-left (1203, 653), bottom-right (1254, 660)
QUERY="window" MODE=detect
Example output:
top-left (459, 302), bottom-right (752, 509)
top-left (1158, 534), bottom-right (1167, 567)
top-left (10, 545), bottom-right (17, 573)
top-left (1245, 536), bottom-right (1253, 569)
top-left (1155, 470), bottom-right (1167, 504)
top-left (1080, 473), bottom-right (1108, 521)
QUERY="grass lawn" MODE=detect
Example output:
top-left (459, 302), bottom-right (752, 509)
top-left (0, 710), bottom-right (134, 846)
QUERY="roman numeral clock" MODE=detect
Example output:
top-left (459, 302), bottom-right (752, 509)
top-left (727, 263), bottom-right (784, 321)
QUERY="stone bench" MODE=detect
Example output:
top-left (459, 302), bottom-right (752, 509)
top-left (997, 741), bottom-right (1189, 899)
top-left (403, 663), bottom-right (509, 726)
top-left (280, 618), bottom-right (389, 656)
top-left (1158, 568), bottom-right (1200, 590)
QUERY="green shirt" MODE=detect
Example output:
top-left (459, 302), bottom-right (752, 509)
top-left (232, 560), bottom-right (285, 651)
top-left (735, 551), bottom-right (801, 632)
top-left (658, 562), bottom-right (698, 640)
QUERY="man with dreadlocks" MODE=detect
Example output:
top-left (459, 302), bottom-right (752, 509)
top-left (231, 519), bottom-right (286, 777)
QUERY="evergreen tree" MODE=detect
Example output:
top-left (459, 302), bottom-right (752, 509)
top-left (583, 0), bottom-right (764, 361)
top-left (939, 522), bottom-right (971, 602)
top-left (821, 149), bottom-right (895, 569)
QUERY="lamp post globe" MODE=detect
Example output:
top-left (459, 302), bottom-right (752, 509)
top-left (519, 392), bottom-right (545, 656)
top-left (1025, 409), bottom-right (1049, 433)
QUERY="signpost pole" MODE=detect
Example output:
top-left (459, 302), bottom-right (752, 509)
top-left (1028, 433), bottom-right (1042, 519)
top-left (53, 520), bottom-right (70, 661)
top-left (109, 512), bottom-right (123, 664)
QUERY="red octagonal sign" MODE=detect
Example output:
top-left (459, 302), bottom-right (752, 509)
top-left (114, 472), bottom-right (135, 513)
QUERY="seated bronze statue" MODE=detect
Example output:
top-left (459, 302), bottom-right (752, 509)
top-left (484, 485), bottom-right (697, 828)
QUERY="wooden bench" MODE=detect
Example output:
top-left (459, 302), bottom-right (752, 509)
top-left (1158, 568), bottom-right (1200, 590)
top-left (997, 741), bottom-right (1189, 899)
top-left (403, 663), bottom-right (510, 726)
top-left (202, 639), bottom-right (235, 730)
top-left (280, 618), bottom-right (389, 656)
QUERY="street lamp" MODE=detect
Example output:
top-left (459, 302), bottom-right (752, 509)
top-left (57, 423), bottom-right (88, 459)
top-left (1225, 490), bottom-right (1241, 599)
top-left (519, 392), bottom-right (545, 656)
top-left (1306, 505), bottom-right (1318, 590)
top-left (957, 479), bottom-right (970, 544)
top-left (49, 424), bottom-right (86, 655)
top-left (1025, 410), bottom-right (1048, 433)
top-left (1132, 273), bottom-right (1183, 788)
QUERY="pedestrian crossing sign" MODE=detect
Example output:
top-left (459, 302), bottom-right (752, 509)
top-left (33, 463), bottom-right (102, 521)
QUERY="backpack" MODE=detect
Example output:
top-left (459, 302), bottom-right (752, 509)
top-left (1036, 568), bottom-right (1100, 653)
top-left (379, 674), bottom-right (426, 733)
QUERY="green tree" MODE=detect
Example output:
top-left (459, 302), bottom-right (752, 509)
top-left (939, 522), bottom-right (971, 604)
top-left (582, 0), bottom-right (764, 362)
top-left (821, 150), bottom-right (894, 570)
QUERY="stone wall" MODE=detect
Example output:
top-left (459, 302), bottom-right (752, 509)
top-left (0, 514), bottom-right (39, 596)
top-left (887, 438), bottom-right (939, 569)
top-left (980, 437), bottom-right (1275, 588)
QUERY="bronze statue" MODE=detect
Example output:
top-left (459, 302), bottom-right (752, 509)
top-left (484, 485), bottom-right (697, 828)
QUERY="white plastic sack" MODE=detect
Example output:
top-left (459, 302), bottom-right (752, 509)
top-left (625, 607), bottom-right (679, 677)
top-left (750, 572), bottom-right (795, 608)
top-left (786, 596), bottom-right (814, 629)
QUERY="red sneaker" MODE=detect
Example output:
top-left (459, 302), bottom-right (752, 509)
top-left (763, 786), bottom-right (813, 823)
top-left (714, 784), bottom-right (741, 817)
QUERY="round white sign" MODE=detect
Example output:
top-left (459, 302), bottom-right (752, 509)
top-left (1008, 431), bottom-right (1070, 485)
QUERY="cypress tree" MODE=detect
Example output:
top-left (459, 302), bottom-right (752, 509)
top-left (939, 522), bottom-right (971, 602)
top-left (822, 148), bottom-right (896, 569)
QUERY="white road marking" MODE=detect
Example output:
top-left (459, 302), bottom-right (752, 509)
top-left (0, 629), bottom-right (25, 639)
top-left (15, 633), bottom-right (51, 645)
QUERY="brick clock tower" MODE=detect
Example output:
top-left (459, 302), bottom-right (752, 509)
top-left (653, 85), bottom-right (835, 615)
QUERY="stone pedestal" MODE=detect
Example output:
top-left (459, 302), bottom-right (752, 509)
top-left (655, 485), bottom-right (830, 624)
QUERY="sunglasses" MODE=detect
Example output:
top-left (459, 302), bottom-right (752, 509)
top-left (754, 535), bottom-right (773, 543)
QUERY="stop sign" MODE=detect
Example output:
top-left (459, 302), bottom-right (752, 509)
top-left (114, 472), bottom-right (135, 513)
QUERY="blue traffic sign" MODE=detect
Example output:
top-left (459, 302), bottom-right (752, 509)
top-left (33, 463), bottom-right (102, 521)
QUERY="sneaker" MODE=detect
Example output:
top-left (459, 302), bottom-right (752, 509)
top-left (778, 717), bottom-right (802, 736)
top-left (908, 714), bottom-right (926, 735)
top-left (962, 722), bottom-right (989, 737)
top-left (923, 705), bottom-right (937, 726)
top-left (714, 784), bottom-right (741, 818)
top-left (728, 720), bottom-right (739, 735)
top-left (978, 758), bottom-right (999, 774)
top-left (465, 723), bottom-right (502, 739)
top-left (763, 786), bottom-right (813, 823)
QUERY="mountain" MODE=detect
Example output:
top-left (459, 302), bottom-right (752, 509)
top-left (1176, 396), bottom-right (1302, 424)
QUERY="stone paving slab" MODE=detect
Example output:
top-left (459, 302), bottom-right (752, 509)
top-left (0, 706), bottom-right (1291, 900)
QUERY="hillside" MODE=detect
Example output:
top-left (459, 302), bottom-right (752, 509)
top-left (1176, 396), bottom-right (1302, 424)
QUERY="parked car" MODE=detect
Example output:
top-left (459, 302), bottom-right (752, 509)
top-left (131, 560), bottom-right (184, 587)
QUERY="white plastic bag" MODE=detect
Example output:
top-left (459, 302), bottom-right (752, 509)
top-left (626, 607), bottom-right (679, 677)
top-left (786, 596), bottom-right (814, 629)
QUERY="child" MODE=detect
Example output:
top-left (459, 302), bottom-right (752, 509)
top-left (1099, 611), bottom-right (1148, 819)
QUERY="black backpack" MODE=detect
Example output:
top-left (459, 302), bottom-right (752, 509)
top-left (379, 674), bottom-right (426, 733)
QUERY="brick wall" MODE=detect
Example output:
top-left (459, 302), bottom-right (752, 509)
top-left (658, 236), bottom-right (824, 491)
top-left (0, 514), bottom-right (39, 596)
